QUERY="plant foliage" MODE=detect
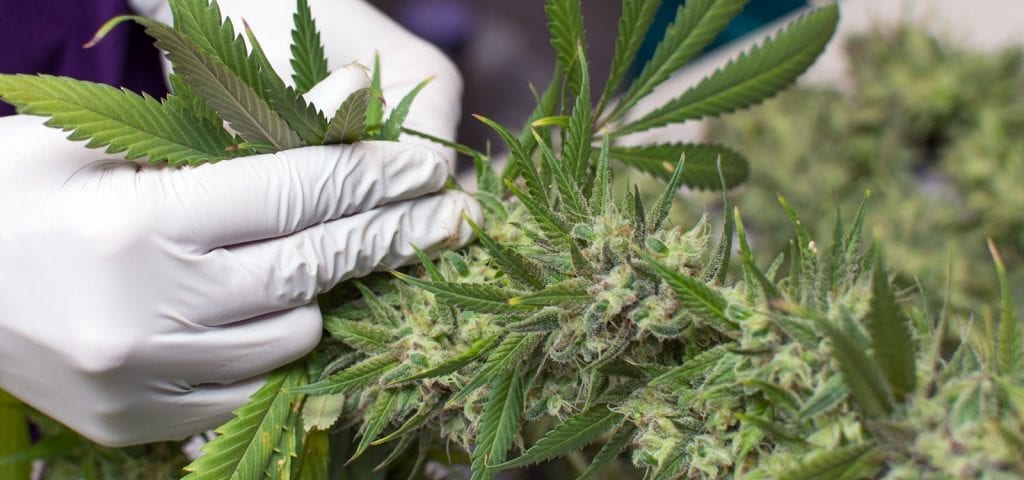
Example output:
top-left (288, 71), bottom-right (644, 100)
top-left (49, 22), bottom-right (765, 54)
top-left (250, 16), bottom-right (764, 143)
top-left (18, 2), bottom-right (1023, 480)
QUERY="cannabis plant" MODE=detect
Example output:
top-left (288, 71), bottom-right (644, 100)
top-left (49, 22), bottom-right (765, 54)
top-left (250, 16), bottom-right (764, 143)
top-left (12, 1), bottom-right (1019, 479)
top-left (701, 26), bottom-right (1024, 313)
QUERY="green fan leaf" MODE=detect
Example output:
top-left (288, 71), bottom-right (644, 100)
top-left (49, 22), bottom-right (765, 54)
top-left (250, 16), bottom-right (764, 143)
top-left (597, 0), bottom-right (660, 117)
top-left (324, 87), bottom-right (375, 144)
top-left (137, 18), bottom-right (303, 149)
top-left (639, 251), bottom-right (737, 332)
top-left (544, 0), bottom-right (587, 95)
top-left (263, 392), bottom-right (304, 477)
top-left (471, 368), bottom-right (526, 480)
top-left (777, 443), bottom-right (876, 480)
top-left (392, 271), bottom-right (529, 314)
top-left (387, 333), bottom-right (502, 386)
top-left (323, 316), bottom-right (396, 355)
top-left (866, 253), bottom-right (916, 400)
top-left (353, 281), bottom-right (401, 328)
top-left (379, 77), bottom-right (431, 141)
top-left (167, 73), bottom-right (222, 126)
top-left (168, 0), bottom-right (265, 98)
top-left (297, 430), bottom-right (329, 480)
top-left (291, 0), bottom-right (329, 93)
top-left (183, 364), bottom-right (306, 479)
top-left (990, 240), bottom-right (1023, 377)
top-left (610, 0), bottom-right (748, 122)
top-left (242, 20), bottom-right (327, 145)
top-left (287, 353), bottom-right (399, 396)
top-left (0, 74), bottom-right (236, 165)
top-left (492, 405), bottom-right (623, 470)
top-left (607, 143), bottom-right (748, 189)
top-left (576, 423), bottom-right (636, 480)
top-left (534, 130), bottom-right (587, 219)
top-left (614, 4), bottom-right (839, 135)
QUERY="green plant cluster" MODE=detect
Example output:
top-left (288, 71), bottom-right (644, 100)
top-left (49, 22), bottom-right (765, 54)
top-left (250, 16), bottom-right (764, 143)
top-left (3, 1), bottom-right (1023, 479)
top-left (701, 26), bottom-right (1024, 313)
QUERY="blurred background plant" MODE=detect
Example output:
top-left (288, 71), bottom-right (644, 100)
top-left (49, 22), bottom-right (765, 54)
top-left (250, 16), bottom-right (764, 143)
top-left (694, 25), bottom-right (1024, 313)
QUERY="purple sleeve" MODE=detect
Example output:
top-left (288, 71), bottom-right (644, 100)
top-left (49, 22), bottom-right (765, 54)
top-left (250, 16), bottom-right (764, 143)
top-left (0, 0), bottom-right (168, 116)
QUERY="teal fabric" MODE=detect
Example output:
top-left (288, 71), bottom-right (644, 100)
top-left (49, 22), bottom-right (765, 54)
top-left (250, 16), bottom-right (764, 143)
top-left (635, 0), bottom-right (807, 75)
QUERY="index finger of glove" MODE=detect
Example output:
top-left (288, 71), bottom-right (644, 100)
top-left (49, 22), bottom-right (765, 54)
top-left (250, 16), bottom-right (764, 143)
top-left (146, 140), bottom-right (449, 251)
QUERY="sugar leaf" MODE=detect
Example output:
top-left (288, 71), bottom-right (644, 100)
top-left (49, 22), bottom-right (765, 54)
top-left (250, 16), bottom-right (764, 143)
top-left (448, 333), bottom-right (544, 408)
top-left (287, 353), bottom-right (399, 396)
top-left (817, 318), bottom-right (893, 419)
top-left (471, 368), bottom-right (526, 480)
top-left (867, 252), bottom-right (917, 400)
top-left (989, 240), bottom-right (1023, 377)
top-left (776, 443), bottom-right (876, 480)
top-left (348, 390), bottom-right (399, 463)
top-left (575, 423), bottom-right (636, 480)
top-left (392, 272), bottom-right (529, 314)
top-left (379, 78), bottom-right (431, 141)
top-left (386, 333), bottom-right (502, 386)
top-left (649, 152), bottom-right (686, 231)
top-left (639, 251), bottom-right (737, 332)
top-left (464, 214), bottom-right (547, 290)
top-left (323, 316), bottom-right (396, 355)
top-left (491, 405), bottom-right (623, 470)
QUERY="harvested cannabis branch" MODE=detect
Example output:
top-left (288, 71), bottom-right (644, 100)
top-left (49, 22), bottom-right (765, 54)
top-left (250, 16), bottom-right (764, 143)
top-left (21, 1), bottom-right (1021, 479)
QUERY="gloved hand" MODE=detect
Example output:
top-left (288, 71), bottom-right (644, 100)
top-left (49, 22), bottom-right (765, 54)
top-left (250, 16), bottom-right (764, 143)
top-left (0, 52), bottom-right (479, 447)
top-left (130, 0), bottom-right (463, 165)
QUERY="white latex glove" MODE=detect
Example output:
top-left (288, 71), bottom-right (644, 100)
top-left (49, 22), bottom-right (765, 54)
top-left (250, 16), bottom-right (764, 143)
top-left (0, 69), bottom-right (480, 446)
top-left (130, 0), bottom-right (463, 164)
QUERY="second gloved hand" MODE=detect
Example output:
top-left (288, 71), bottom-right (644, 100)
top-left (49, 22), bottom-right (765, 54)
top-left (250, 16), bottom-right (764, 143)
top-left (0, 70), bottom-right (480, 447)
